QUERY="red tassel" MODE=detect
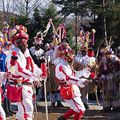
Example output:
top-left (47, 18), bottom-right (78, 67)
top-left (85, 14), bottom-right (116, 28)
top-left (59, 66), bottom-right (63, 72)
top-left (59, 66), bottom-right (70, 80)
top-left (10, 51), bottom-right (18, 66)
top-left (24, 113), bottom-right (28, 119)
top-left (12, 51), bottom-right (17, 56)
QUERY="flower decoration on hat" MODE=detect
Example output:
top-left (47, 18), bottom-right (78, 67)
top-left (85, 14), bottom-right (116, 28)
top-left (9, 25), bottom-right (29, 44)
top-left (100, 37), bottom-right (114, 54)
top-left (78, 28), bottom-right (96, 51)
top-left (57, 42), bottom-right (75, 61)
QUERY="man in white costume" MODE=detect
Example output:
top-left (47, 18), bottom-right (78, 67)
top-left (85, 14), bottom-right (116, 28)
top-left (55, 42), bottom-right (91, 120)
top-left (6, 25), bottom-right (46, 120)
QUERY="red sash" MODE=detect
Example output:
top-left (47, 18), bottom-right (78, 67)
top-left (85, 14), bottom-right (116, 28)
top-left (7, 84), bottom-right (22, 102)
top-left (60, 85), bottom-right (74, 100)
top-left (58, 66), bottom-right (76, 100)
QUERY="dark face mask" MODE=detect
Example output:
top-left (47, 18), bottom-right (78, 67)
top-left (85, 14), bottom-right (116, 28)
top-left (81, 51), bottom-right (87, 56)
top-left (18, 44), bottom-right (27, 53)
top-left (35, 44), bottom-right (41, 50)
top-left (15, 38), bottom-right (28, 53)
top-left (65, 53), bottom-right (74, 63)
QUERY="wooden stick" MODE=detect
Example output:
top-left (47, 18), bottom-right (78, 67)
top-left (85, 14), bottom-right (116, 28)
top-left (44, 78), bottom-right (49, 120)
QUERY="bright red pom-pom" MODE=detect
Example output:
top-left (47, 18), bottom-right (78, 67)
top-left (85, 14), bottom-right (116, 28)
top-left (12, 51), bottom-right (17, 56)
top-left (59, 66), bottom-right (63, 72)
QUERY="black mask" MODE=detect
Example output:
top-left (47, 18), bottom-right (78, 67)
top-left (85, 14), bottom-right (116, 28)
top-left (15, 38), bottom-right (28, 53)
top-left (18, 44), bottom-right (28, 53)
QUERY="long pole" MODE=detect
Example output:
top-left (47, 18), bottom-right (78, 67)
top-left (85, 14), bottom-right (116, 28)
top-left (44, 78), bottom-right (48, 120)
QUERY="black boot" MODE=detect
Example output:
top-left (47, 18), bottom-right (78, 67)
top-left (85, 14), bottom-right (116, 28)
top-left (84, 103), bottom-right (89, 109)
top-left (57, 101), bottom-right (64, 107)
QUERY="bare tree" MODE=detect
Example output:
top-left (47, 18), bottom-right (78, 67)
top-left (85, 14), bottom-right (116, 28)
top-left (0, 0), bottom-right (51, 25)
top-left (13, 0), bottom-right (45, 17)
top-left (0, 0), bottom-right (15, 22)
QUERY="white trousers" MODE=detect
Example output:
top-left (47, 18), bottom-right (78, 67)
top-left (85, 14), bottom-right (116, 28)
top-left (0, 93), bottom-right (6, 120)
top-left (16, 85), bottom-right (34, 120)
top-left (65, 96), bottom-right (85, 113)
top-left (63, 85), bottom-right (85, 113)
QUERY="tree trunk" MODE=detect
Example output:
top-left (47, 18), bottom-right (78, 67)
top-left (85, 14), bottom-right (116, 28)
top-left (75, 14), bottom-right (78, 55)
top-left (26, 0), bottom-right (29, 17)
top-left (103, 0), bottom-right (107, 42)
